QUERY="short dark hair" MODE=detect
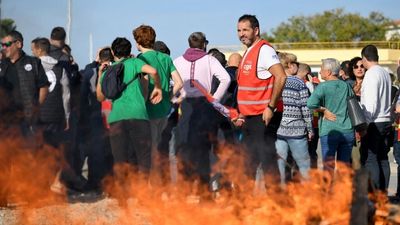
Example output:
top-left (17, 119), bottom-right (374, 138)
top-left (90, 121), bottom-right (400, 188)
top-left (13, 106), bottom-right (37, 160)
top-left (188, 32), bottom-right (207, 49)
top-left (99, 47), bottom-right (113, 62)
top-left (209, 50), bottom-right (226, 67)
top-left (154, 41), bottom-right (170, 55)
top-left (51, 27), bottom-right (66, 41)
top-left (238, 14), bottom-right (259, 30)
top-left (340, 60), bottom-right (350, 77)
top-left (8, 30), bottom-right (24, 44)
top-left (207, 48), bottom-right (220, 55)
top-left (31, 37), bottom-right (50, 53)
top-left (340, 60), bottom-right (349, 71)
top-left (361, 44), bottom-right (379, 62)
top-left (111, 37), bottom-right (131, 58)
top-left (133, 25), bottom-right (156, 49)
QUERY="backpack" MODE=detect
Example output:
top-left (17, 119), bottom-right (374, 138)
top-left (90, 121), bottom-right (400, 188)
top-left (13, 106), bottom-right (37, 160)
top-left (101, 59), bottom-right (136, 100)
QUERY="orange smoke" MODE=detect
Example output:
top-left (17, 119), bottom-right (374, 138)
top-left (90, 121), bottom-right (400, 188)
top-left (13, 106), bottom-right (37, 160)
top-left (103, 145), bottom-right (354, 225)
top-left (0, 126), bottom-right (355, 225)
top-left (0, 126), bottom-right (65, 208)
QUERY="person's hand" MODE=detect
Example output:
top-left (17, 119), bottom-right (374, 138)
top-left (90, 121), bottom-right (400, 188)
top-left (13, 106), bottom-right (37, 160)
top-left (358, 129), bottom-right (367, 138)
top-left (150, 87), bottom-right (162, 104)
top-left (99, 63), bottom-right (109, 73)
top-left (262, 107), bottom-right (274, 126)
top-left (355, 131), bottom-right (361, 141)
top-left (323, 108), bottom-right (336, 121)
top-left (232, 114), bottom-right (245, 127)
top-left (396, 103), bottom-right (400, 113)
top-left (308, 132), bottom-right (314, 141)
top-left (64, 119), bottom-right (70, 131)
top-left (171, 95), bottom-right (183, 104)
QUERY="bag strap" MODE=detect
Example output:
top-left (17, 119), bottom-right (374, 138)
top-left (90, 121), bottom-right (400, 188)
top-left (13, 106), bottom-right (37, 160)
top-left (118, 58), bottom-right (138, 87)
top-left (392, 87), bottom-right (400, 106)
top-left (346, 82), bottom-right (355, 100)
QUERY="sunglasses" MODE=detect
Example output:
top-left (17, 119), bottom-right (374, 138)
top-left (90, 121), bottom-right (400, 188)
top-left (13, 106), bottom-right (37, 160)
top-left (1, 40), bottom-right (17, 48)
top-left (353, 64), bottom-right (364, 69)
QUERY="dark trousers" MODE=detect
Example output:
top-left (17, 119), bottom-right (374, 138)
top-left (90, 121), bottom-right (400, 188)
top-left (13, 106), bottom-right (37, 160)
top-left (216, 113), bottom-right (238, 145)
top-left (241, 114), bottom-right (280, 182)
top-left (19, 119), bottom-right (41, 149)
top-left (360, 122), bottom-right (392, 191)
top-left (176, 97), bottom-right (218, 187)
top-left (157, 104), bottom-right (179, 185)
top-left (78, 113), bottom-right (113, 191)
top-left (308, 128), bottom-right (319, 169)
top-left (62, 111), bottom-right (86, 190)
top-left (109, 119), bottom-right (151, 176)
top-left (393, 129), bottom-right (400, 195)
top-left (41, 121), bottom-right (65, 148)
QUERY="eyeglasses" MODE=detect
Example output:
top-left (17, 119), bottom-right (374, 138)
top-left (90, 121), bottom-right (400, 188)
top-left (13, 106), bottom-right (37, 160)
top-left (353, 64), bottom-right (364, 69)
top-left (1, 40), bottom-right (17, 48)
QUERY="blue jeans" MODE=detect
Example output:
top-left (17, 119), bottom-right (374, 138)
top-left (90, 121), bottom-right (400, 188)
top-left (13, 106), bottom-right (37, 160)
top-left (276, 137), bottom-right (310, 185)
top-left (320, 132), bottom-right (354, 171)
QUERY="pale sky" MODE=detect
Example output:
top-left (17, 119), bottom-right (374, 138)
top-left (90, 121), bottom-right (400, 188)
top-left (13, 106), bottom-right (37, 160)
top-left (3, 0), bottom-right (399, 68)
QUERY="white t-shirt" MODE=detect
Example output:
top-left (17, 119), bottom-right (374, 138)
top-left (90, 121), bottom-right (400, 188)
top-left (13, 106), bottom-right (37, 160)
top-left (360, 64), bottom-right (391, 123)
top-left (241, 44), bottom-right (280, 79)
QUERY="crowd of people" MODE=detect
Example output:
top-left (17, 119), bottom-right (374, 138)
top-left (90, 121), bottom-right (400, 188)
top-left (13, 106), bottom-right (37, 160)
top-left (1, 14), bottom-right (400, 204)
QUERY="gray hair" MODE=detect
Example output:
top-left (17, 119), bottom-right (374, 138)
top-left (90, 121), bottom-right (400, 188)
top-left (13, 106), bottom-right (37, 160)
top-left (321, 58), bottom-right (340, 76)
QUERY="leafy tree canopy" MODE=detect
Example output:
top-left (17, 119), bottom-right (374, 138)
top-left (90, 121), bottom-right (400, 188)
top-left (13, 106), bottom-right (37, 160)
top-left (0, 18), bottom-right (17, 38)
top-left (261, 8), bottom-right (391, 42)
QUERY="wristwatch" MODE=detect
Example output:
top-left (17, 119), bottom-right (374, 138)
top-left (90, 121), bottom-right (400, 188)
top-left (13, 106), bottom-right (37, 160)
top-left (267, 104), bottom-right (276, 113)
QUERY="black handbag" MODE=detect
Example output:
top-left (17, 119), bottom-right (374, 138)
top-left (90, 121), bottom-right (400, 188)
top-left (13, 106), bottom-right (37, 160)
top-left (347, 95), bottom-right (367, 130)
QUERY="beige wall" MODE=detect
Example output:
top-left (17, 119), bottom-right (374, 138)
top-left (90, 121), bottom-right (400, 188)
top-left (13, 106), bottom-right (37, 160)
top-left (224, 48), bottom-right (400, 73)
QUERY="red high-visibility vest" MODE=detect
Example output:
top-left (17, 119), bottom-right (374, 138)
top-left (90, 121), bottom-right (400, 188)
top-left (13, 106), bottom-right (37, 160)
top-left (237, 39), bottom-right (275, 116)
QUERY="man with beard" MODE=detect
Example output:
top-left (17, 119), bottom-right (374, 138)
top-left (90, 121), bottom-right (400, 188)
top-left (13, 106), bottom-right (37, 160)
top-left (235, 14), bottom-right (286, 187)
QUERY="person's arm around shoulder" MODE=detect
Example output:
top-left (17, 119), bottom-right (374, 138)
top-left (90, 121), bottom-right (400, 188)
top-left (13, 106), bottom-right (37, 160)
top-left (142, 64), bottom-right (162, 104)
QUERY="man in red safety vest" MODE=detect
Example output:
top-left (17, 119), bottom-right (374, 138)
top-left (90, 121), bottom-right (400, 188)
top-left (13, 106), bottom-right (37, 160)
top-left (235, 14), bottom-right (287, 185)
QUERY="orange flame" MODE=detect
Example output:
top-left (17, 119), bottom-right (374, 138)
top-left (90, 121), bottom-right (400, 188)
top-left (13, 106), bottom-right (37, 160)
top-left (0, 122), bottom-right (356, 225)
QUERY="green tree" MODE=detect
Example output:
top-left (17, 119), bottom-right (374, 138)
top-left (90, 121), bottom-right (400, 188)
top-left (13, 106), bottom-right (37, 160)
top-left (0, 18), bottom-right (16, 38)
top-left (261, 8), bottom-right (390, 42)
